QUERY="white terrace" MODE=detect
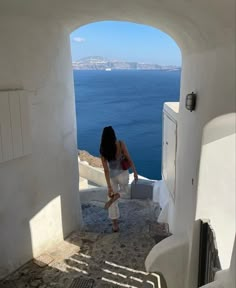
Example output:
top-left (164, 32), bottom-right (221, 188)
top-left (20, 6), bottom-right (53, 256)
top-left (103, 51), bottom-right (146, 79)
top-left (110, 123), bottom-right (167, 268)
top-left (0, 1), bottom-right (235, 288)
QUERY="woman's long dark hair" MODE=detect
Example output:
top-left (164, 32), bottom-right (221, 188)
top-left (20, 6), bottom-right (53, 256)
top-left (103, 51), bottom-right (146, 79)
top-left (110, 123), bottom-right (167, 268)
top-left (100, 126), bottom-right (117, 161)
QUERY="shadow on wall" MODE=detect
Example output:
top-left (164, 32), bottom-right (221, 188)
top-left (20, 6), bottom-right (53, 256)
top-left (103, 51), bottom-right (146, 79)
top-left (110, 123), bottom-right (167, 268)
top-left (0, 150), bottom-right (81, 279)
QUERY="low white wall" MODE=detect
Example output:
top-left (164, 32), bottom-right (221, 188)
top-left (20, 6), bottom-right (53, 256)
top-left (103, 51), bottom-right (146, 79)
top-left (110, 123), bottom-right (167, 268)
top-left (78, 159), bottom-right (151, 189)
top-left (155, 180), bottom-right (175, 228)
top-left (79, 160), bottom-right (107, 187)
top-left (0, 16), bottom-right (82, 278)
top-left (79, 187), bottom-right (108, 203)
top-left (145, 233), bottom-right (189, 288)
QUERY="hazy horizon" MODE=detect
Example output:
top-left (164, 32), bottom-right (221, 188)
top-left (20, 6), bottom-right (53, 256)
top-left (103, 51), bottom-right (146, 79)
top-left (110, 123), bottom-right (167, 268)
top-left (70, 21), bottom-right (182, 67)
top-left (72, 55), bottom-right (181, 67)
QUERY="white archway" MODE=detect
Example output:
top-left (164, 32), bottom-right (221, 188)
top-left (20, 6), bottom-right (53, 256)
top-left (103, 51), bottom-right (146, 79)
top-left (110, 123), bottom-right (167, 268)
top-left (0, 1), bottom-right (235, 285)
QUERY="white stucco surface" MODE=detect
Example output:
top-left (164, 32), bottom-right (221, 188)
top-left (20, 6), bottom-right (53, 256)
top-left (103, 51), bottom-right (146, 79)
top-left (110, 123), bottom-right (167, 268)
top-left (196, 114), bottom-right (236, 269)
top-left (0, 0), bottom-right (235, 286)
top-left (0, 17), bottom-right (82, 278)
top-left (145, 233), bottom-right (189, 288)
top-left (161, 102), bottom-right (179, 229)
top-left (0, 0), bottom-right (234, 54)
top-left (174, 44), bottom-right (236, 235)
top-left (164, 102), bottom-right (179, 118)
top-left (157, 180), bottom-right (175, 229)
top-left (174, 45), bottom-right (235, 286)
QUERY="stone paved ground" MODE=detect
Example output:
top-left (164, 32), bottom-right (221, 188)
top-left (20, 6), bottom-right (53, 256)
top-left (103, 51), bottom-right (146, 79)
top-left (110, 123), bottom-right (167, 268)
top-left (0, 199), bottom-right (170, 288)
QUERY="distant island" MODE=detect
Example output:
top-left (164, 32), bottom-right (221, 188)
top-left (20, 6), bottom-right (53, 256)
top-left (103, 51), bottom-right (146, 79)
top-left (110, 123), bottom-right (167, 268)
top-left (72, 56), bottom-right (181, 71)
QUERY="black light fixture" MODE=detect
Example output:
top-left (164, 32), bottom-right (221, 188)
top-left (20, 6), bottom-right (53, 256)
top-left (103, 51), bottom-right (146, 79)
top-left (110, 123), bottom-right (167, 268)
top-left (185, 92), bottom-right (197, 112)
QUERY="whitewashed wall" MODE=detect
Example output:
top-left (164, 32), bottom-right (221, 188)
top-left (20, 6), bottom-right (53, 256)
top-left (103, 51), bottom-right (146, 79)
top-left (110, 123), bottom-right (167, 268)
top-left (176, 44), bottom-right (236, 287)
top-left (0, 16), bottom-right (82, 278)
top-left (174, 43), bottom-right (235, 235)
top-left (0, 1), bottom-right (235, 286)
top-left (147, 43), bottom-right (236, 288)
top-left (196, 113), bottom-right (235, 269)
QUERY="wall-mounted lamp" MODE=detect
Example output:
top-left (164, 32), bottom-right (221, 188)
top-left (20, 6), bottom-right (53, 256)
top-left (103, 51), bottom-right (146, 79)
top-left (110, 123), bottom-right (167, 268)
top-left (185, 92), bottom-right (197, 112)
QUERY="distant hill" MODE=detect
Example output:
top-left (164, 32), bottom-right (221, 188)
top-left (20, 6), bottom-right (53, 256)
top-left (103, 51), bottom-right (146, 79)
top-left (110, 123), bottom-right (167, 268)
top-left (72, 56), bottom-right (181, 71)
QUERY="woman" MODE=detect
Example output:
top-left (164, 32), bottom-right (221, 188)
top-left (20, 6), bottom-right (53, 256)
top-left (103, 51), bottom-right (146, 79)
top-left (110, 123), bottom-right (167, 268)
top-left (100, 126), bottom-right (138, 232)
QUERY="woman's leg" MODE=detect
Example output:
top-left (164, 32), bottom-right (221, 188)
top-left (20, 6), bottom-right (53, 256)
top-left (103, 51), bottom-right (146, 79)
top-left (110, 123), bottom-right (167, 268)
top-left (117, 170), bottom-right (130, 199)
top-left (108, 177), bottom-right (120, 231)
top-left (112, 219), bottom-right (119, 232)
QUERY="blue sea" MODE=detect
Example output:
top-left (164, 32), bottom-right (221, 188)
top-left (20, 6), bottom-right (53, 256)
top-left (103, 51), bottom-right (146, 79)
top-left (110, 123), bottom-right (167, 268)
top-left (74, 70), bottom-right (180, 180)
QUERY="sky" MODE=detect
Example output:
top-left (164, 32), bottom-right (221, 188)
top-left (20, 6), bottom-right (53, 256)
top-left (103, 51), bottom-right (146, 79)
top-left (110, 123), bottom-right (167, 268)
top-left (70, 21), bottom-right (182, 66)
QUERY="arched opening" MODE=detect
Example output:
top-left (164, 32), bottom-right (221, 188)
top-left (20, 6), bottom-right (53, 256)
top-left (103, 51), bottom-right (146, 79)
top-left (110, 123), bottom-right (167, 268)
top-left (65, 23), bottom-right (183, 285)
top-left (0, 1), bottom-right (234, 286)
top-left (71, 21), bottom-right (182, 185)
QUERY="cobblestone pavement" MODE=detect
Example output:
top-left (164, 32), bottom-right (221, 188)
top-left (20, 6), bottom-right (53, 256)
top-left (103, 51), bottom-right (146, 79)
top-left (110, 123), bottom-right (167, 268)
top-left (0, 199), bottom-right (170, 288)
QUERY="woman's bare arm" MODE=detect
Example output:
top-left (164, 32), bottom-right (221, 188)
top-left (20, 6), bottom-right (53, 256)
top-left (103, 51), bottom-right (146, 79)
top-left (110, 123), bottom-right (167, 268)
top-left (101, 155), bottom-right (114, 197)
top-left (121, 141), bottom-right (138, 181)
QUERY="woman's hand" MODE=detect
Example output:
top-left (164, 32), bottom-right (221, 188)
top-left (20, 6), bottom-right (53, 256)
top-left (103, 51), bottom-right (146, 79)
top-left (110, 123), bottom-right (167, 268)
top-left (120, 141), bottom-right (138, 183)
top-left (108, 186), bottom-right (114, 198)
